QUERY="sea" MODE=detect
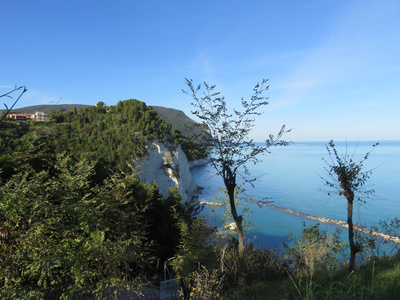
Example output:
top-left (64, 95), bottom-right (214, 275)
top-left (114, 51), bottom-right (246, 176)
top-left (190, 140), bottom-right (400, 250)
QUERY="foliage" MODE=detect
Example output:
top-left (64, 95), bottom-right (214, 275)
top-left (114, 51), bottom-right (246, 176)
top-left (152, 106), bottom-right (208, 160)
top-left (322, 140), bottom-right (378, 204)
top-left (0, 95), bottom-right (216, 297)
top-left (321, 140), bottom-right (378, 271)
top-left (171, 213), bottom-right (219, 299)
top-left (0, 143), bottom-right (189, 298)
top-left (221, 244), bottom-right (288, 289)
top-left (183, 78), bottom-right (291, 257)
top-left (229, 256), bottom-right (400, 300)
top-left (213, 185), bottom-right (254, 237)
top-left (45, 99), bottom-right (173, 172)
top-left (284, 223), bottom-right (347, 276)
top-left (225, 257), bottom-right (400, 299)
top-left (355, 218), bottom-right (400, 261)
top-left (0, 99), bottom-right (173, 176)
top-left (0, 152), bottom-right (159, 298)
top-left (181, 268), bottom-right (223, 300)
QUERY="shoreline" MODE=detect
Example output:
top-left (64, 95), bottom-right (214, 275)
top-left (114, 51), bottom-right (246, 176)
top-left (202, 197), bottom-right (400, 244)
top-left (265, 202), bottom-right (400, 244)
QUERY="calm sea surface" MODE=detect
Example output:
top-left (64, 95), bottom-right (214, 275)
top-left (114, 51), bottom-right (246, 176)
top-left (190, 140), bottom-right (400, 247)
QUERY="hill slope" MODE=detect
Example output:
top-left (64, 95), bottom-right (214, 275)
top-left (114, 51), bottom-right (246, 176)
top-left (3, 104), bottom-right (198, 133)
top-left (152, 105), bottom-right (206, 142)
top-left (1, 104), bottom-right (91, 114)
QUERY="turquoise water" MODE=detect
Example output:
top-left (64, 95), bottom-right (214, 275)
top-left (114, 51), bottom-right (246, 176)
top-left (190, 140), bottom-right (400, 248)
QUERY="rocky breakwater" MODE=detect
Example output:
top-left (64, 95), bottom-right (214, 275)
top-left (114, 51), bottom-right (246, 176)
top-left (247, 198), bottom-right (400, 245)
top-left (133, 140), bottom-right (200, 202)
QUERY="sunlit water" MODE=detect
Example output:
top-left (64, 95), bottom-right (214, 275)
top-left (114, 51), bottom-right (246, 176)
top-left (190, 140), bottom-right (400, 249)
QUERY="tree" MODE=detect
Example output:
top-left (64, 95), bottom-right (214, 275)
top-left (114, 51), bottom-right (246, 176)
top-left (0, 85), bottom-right (27, 123)
top-left (0, 153), bottom-right (151, 298)
top-left (183, 78), bottom-right (291, 258)
top-left (171, 216), bottom-right (219, 299)
top-left (321, 140), bottom-right (378, 271)
top-left (0, 144), bottom-right (187, 298)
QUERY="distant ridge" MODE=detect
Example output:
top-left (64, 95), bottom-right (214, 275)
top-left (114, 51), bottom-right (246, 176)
top-left (1, 104), bottom-right (92, 114)
top-left (152, 106), bottom-right (196, 130)
top-left (151, 105), bottom-right (204, 140)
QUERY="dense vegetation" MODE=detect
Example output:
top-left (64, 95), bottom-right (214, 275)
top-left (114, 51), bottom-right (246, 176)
top-left (2, 99), bottom-right (207, 174)
top-left (0, 99), bottom-right (207, 298)
top-left (152, 105), bottom-right (209, 161)
top-left (227, 256), bottom-right (400, 299)
top-left (1, 96), bottom-right (399, 299)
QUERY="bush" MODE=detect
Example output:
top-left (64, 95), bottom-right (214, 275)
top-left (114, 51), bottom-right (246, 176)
top-left (180, 268), bottom-right (223, 300)
top-left (284, 222), bottom-right (346, 275)
top-left (221, 243), bottom-right (288, 289)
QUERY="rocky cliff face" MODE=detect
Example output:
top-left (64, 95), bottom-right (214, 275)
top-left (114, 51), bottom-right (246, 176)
top-left (133, 140), bottom-right (199, 202)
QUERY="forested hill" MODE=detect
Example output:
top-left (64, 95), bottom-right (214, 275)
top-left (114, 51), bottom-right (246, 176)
top-left (152, 106), bottom-right (196, 132)
top-left (3, 103), bottom-right (202, 140)
top-left (152, 105), bottom-right (205, 142)
top-left (1, 104), bottom-right (91, 114)
top-left (1, 99), bottom-right (205, 175)
top-left (0, 98), bottom-right (206, 297)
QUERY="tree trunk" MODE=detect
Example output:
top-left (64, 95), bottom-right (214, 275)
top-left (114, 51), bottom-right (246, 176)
top-left (223, 166), bottom-right (245, 258)
top-left (347, 194), bottom-right (356, 272)
top-left (227, 187), bottom-right (245, 258)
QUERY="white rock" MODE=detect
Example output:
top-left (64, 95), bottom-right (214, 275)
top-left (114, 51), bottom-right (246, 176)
top-left (133, 140), bottom-right (199, 202)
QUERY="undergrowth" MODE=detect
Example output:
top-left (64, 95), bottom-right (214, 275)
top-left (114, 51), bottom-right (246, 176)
top-left (225, 256), bottom-right (400, 300)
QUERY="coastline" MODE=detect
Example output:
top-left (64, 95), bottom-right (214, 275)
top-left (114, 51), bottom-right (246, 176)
top-left (260, 201), bottom-right (400, 244)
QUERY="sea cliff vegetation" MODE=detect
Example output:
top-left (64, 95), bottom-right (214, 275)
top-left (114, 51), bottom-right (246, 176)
top-left (1, 95), bottom-right (400, 299)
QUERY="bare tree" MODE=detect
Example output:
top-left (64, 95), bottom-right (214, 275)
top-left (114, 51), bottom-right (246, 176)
top-left (183, 78), bottom-right (291, 258)
top-left (322, 140), bottom-right (378, 271)
top-left (0, 85), bottom-right (27, 123)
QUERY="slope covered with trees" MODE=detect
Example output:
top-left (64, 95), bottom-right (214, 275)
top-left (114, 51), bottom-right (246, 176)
top-left (2, 99), bottom-right (174, 174)
top-left (0, 98), bottom-right (206, 298)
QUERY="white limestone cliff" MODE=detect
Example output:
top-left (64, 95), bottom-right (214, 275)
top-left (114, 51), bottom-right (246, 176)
top-left (133, 140), bottom-right (199, 202)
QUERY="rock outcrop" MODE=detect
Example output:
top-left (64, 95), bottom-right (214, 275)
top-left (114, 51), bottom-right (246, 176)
top-left (133, 140), bottom-right (199, 202)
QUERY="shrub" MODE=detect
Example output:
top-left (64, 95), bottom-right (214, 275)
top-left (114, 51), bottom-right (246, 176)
top-left (221, 243), bottom-right (288, 289)
top-left (284, 222), bottom-right (347, 275)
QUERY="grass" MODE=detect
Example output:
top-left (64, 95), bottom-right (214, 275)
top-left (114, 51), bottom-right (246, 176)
top-left (225, 256), bottom-right (400, 299)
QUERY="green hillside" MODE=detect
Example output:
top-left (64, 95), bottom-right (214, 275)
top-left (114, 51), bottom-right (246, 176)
top-left (1, 104), bottom-right (91, 114)
top-left (152, 105), bottom-right (208, 142)
top-left (0, 98), bottom-right (201, 299)
top-left (3, 104), bottom-right (203, 141)
top-left (3, 103), bottom-right (208, 160)
top-left (152, 106), bottom-right (196, 132)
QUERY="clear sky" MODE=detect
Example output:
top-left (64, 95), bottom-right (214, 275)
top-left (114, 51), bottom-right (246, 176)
top-left (1, 0), bottom-right (399, 141)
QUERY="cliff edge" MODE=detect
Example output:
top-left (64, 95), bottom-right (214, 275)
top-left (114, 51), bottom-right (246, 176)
top-left (133, 140), bottom-right (199, 202)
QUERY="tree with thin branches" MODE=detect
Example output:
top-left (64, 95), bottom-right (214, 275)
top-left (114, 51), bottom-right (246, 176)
top-left (183, 78), bottom-right (291, 258)
top-left (0, 85), bottom-right (27, 123)
top-left (321, 140), bottom-right (379, 271)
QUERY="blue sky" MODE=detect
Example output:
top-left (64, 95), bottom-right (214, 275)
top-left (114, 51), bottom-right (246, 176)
top-left (1, 0), bottom-right (399, 141)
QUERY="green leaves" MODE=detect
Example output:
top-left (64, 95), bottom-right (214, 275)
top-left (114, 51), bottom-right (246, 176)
top-left (321, 140), bottom-right (379, 271)
top-left (184, 78), bottom-right (291, 257)
top-left (0, 153), bottom-right (167, 298)
top-left (322, 140), bottom-right (378, 204)
top-left (284, 223), bottom-right (346, 275)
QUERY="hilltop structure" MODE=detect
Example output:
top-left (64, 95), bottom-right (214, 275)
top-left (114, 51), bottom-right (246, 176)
top-left (6, 111), bottom-right (47, 122)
